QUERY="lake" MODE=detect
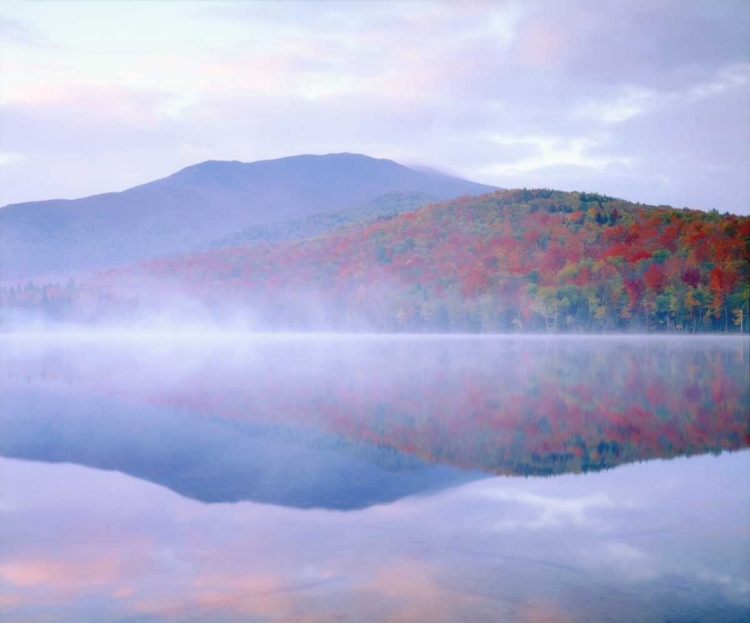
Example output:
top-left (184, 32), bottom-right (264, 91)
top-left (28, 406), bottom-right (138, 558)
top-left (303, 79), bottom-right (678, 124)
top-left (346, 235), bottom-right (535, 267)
top-left (1, 335), bottom-right (748, 622)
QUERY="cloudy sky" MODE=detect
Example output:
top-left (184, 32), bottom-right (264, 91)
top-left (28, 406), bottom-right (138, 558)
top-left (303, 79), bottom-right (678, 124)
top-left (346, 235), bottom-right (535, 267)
top-left (1, 0), bottom-right (748, 213)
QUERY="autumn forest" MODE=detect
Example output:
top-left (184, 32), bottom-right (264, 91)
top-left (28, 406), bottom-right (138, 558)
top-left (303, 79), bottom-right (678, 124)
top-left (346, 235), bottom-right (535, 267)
top-left (2, 189), bottom-right (749, 333)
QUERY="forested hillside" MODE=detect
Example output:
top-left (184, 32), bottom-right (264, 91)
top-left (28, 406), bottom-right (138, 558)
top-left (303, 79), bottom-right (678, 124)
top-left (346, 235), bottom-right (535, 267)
top-left (3, 189), bottom-right (748, 332)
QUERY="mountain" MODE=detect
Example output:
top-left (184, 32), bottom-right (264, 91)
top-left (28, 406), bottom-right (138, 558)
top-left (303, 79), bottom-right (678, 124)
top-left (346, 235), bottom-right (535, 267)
top-left (205, 190), bottom-right (437, 250)
top-left (0, 153), bottom-right (496, 281)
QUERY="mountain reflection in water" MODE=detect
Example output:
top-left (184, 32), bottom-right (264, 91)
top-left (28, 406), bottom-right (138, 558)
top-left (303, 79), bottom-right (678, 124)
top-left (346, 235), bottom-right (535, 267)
top-left (1, 336), bottom-right (747, 486)
top-left (0, 335), bottom-right (748, 623)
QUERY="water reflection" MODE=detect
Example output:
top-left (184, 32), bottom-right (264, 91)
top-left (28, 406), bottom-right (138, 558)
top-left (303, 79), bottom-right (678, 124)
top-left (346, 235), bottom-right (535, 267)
top-left (0, 335), bottom-right (749, 622)
top-left (0, 384), bottom-right (480, 509)
top-left (1, 453), bottom-right (748, 622)
top-left (1, 336), bottom-right (747, 486)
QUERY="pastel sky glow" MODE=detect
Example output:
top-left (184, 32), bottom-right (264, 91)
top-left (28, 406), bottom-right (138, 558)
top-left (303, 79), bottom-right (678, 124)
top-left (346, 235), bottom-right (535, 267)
top-left (1, 0), bottom-right (748, 213)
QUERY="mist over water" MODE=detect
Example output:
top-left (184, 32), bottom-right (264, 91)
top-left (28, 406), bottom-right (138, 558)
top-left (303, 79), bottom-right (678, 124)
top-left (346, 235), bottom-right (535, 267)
top-left (1, 334), bottom-right (748, 622)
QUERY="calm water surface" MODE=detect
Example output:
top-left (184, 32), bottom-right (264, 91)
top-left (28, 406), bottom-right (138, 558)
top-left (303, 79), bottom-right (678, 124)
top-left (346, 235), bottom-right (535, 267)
top-left (1, 335), bottom-right (748, 622)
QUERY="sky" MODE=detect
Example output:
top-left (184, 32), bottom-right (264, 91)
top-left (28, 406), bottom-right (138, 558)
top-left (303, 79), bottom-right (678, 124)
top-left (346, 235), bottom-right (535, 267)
top-left (1, 0), bottom-right (749, 214)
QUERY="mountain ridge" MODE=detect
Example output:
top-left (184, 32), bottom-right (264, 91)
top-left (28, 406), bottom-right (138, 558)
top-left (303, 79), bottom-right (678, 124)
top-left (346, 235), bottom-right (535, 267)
top-left (0, 153), bottom-right (497, 282)
top-left (204, 190), bottom-right (438, 250)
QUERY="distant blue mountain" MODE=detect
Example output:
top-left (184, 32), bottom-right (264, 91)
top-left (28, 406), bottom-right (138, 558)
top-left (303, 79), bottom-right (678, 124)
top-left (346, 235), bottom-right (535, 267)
top-left (0, 153), bottom-right (496, 281)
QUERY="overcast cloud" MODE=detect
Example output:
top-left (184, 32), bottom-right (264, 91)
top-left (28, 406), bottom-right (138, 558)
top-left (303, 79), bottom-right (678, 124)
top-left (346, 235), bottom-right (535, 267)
top-left (1, 0), bottom-right (748, 213)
